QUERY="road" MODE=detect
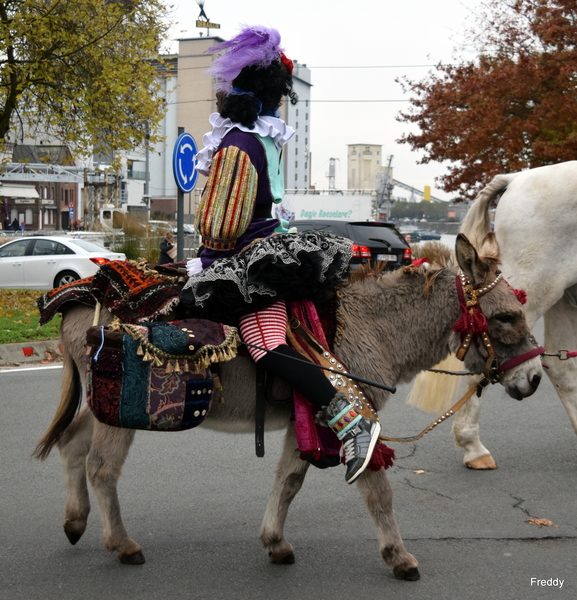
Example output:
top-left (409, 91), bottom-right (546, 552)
top-left (0, 318), bottom-right (575, 600)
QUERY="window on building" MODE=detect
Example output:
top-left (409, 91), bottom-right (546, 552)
top-left (305, 113), bottom-right (308, 120)
top-left (306, 100), bottom-right (309, 107)
top-left (305, 125), bottom-right (308, 132)
top-left (305, 175), bottom-right (308, 182)
top-left (295, 147), bottom-right (298, 155)
top-left (296, 121), bottom-right (298, 129)
top-left (296, 135), bottom-right (298, 142)
top-left (295, 161), bottom-right (298, 168)
top-left (296, 109), bottom-right (299, 116)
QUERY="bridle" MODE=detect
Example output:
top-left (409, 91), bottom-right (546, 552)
top-left (453, 270), bottom-right (544, 384)
top-left (379, 268), bottom-right (546, 445)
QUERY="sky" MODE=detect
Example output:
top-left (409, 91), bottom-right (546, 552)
top-left (167, 0), bottom-right (483, 201)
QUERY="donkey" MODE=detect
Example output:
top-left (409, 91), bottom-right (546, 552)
top-left (409, 161), bottom-right (577, 469)
top-left (33, 233), bottom-right (542, 581)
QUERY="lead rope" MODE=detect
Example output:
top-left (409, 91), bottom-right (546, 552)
top-left (379, 379), bottom-right (484, 443)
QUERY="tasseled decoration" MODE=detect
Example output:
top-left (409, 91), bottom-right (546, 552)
top-left (143, 350), bottom-right (152, 362)
top-left (452, 310), bottom-right (488, 335)
top-left (367, 442), bottom-right (396, 471)
top-left (174, 360), bottom-right (181, 373)
top-left (154, 355), bottom-right (163, 367)
top-left (514, 289), bottom-right (527, 304)
top-left (183, 361), bottom-right (190, 372)
top-left (136, 345), bottom-right (144, 356)
top-left (165, 361), bottom-right (173, 374)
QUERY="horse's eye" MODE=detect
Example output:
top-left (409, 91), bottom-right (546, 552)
top-left (495, 313), bottom-right (516, 325)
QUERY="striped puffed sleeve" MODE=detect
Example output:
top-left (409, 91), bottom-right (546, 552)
top-left (195, 145), bottom-right (258, 251)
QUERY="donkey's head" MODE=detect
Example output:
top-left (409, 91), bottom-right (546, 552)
top-left (453, 233), bottom-right (542, 400)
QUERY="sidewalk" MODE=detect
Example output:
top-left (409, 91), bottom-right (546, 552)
top-left (0, 339), bottom-right (62, 368)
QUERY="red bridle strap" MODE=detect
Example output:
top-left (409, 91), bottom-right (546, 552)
top-left (499, 345), bottom-right (545, 373)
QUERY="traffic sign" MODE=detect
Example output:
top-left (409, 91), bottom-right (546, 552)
top-left (172, 133), bottom-right (198, 193)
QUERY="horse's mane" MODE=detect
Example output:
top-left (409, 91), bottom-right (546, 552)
top-left (346, 241), bottom-right (456, 296)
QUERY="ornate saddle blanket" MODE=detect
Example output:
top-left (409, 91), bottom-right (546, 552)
top-left (86, 319), bottom-right (238, 431)
top-left (37, 260), bottom-right (185, 326)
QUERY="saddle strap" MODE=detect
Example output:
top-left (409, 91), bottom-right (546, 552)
top-left (287, 317), bottom-right (379, 422)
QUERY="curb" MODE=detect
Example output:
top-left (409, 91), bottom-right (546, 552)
top-left (0, 340), bottom-right (62, 367)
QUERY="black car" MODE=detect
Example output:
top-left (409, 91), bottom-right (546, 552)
top-left (289, 219), bottom-right (413, 270)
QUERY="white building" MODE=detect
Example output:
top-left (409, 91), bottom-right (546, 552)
top-left (347, 144), bottom-right (386, 190)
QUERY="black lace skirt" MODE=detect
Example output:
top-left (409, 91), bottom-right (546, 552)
top-left (178, 231), bottom-right (352, 325)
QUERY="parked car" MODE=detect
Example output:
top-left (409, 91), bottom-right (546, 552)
top-left (173, 224), bottom-right (195, 235)
top-left (414, 229), bottom-right (441, 241)
top-left (0, 236), bottom-right (126, 289)
top-left (289, 220), bottom-right (412, 270)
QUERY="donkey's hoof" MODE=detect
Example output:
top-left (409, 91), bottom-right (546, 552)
top-left (466, 454), bottom-right (497, 470)
top-left (268, 550), bottom-right (295, 564)
top-left (119, 550), bottom-right (146, 565)
top-left (64, 525), bottom-right (84, 545)
top-left (393, 565), bottom-right (420, 581)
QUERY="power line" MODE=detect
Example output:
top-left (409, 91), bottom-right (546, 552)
top-left (308, 64), bottom-right (435, 69)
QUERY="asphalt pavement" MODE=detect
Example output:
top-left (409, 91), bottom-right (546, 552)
top-left (0, 318), bottom-right (576, 600)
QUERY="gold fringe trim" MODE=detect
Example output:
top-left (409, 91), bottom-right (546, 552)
top-left (117, 322), bottom-right (239, 374)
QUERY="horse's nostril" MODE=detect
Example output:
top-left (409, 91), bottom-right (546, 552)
top-left (531, 374), bottom-right (541, 389)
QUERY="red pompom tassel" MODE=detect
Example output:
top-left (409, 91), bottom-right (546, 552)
top-left (452, 311), bottom-right (488, 335)
top-left (367, 442), bottom-right (396, 471)
top-left (514, 289), bottom-right (527, 304)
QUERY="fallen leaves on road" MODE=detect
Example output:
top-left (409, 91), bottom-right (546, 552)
top-left (526, 517), bottom-right (558, 528)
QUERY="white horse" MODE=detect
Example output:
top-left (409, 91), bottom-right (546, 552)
top-left (411, 161), bottom-right (577, 469)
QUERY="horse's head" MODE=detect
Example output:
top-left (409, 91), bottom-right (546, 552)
top-left (453, 233), bottom-right (542, 400)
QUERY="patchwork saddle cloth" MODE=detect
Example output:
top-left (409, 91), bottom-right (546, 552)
top-left (86, 319), bottom-right (237, 432)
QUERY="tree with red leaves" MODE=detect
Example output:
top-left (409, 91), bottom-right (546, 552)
top-left (397, 0), bottom-right (577, 199)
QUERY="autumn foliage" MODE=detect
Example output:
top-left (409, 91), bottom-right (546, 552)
top-left (397, 0), bottom-right (577, 198)
top-left (0, 0), bottom-right (170, 161)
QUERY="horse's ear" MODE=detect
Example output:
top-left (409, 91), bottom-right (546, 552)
top-left (455, 233), bottom-right (481, 284)
top-left (479, 231), bottom-right (500, 260)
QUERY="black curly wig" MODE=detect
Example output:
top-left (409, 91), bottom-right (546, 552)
top-left (219, 59), bottom-right (298, 129)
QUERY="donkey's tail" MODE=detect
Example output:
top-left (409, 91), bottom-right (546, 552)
top-left (460, 173), bottom-right (518, 250)
top-left (32, 350), bottom-right (82, 460)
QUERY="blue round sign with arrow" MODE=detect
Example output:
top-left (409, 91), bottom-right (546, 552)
top-left (172, 132), bottom-right (198, 193)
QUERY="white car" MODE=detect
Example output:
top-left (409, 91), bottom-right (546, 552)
top-left (0, 236), bottom-right (126, 289)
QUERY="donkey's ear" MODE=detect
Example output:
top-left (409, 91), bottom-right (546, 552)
top-left (455, 233), bottom-right (480, 284)
top-left (479, 231), bottom-right (500, 260)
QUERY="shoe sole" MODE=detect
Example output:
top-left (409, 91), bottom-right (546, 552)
top-left (345, 421), bottom-right (382, 484)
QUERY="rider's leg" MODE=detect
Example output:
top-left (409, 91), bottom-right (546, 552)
top-left (239, 301), bottom-right (381, 483)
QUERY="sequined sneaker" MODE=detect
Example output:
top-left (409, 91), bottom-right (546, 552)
top-left (322, 392), bottom-right (381, 484)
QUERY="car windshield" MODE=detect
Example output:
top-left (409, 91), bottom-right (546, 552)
top-left (69, 239), bottom-right (108, 252)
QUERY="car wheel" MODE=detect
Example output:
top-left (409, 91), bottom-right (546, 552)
top-left (53, 270), bottom-right (80, 288)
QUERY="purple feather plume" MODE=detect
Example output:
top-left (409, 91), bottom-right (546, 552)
top-left (207, 25), bottom-right (284, 91)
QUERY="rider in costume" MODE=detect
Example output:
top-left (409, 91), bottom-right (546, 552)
top-left (179, 26), bottom-right (380, 484)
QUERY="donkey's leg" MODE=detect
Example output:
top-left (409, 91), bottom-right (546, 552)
top-left (57, 404), bottom-right (94, 544)
top-left (260, 421), bottom-right (309, 564)
top-left (452, 376), bottom-right (497, 469)
top-left (543, 296), bottom-right (577, 434)
top-left (356, 468), bottom-right (420, 580)
top-left (86, 421), bottom-right (144, 564)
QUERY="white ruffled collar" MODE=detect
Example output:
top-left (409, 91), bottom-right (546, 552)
top-left (195, 113), bottom-right (295, 176)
